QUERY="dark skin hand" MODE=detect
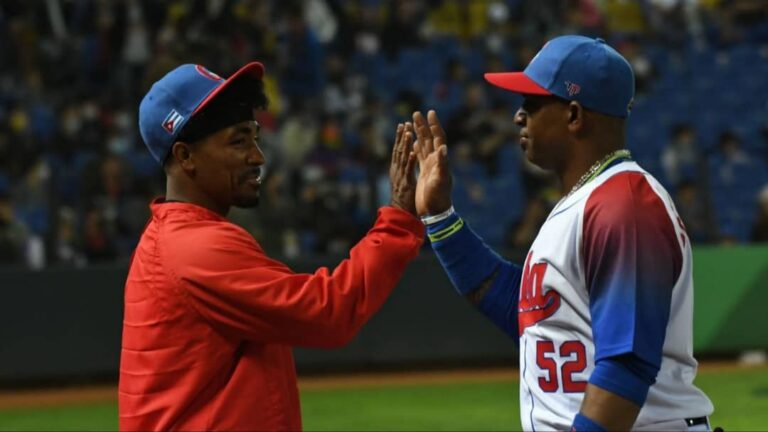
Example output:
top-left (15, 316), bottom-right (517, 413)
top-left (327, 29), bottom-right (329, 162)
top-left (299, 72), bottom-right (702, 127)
top-left (389, 122), bottom-right (418, 216)
top-left (411, 110), bottom-right (452, 217)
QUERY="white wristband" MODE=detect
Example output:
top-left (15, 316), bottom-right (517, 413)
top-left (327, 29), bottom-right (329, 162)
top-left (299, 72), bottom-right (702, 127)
top-left (420, 206), bottom-right (455, 225)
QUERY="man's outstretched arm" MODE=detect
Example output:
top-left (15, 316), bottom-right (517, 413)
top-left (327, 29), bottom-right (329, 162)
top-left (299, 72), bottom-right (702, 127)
top-left (409, 109), bottom-right (521, 339)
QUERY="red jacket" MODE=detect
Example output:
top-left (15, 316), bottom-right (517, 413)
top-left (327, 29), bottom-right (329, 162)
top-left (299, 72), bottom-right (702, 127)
top-left (119, 200), bottom-right (424, 431)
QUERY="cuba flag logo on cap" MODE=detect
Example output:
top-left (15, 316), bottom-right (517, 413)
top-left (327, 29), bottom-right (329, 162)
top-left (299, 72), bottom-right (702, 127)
top-left (162, 109), bottom-right (185, 135)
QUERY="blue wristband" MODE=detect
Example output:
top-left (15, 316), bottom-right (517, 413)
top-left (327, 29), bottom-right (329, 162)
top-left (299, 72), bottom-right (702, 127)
top-left (428, 212), bottom-right (503, 296)
top-left (571, 412), bottom-right (607, 432)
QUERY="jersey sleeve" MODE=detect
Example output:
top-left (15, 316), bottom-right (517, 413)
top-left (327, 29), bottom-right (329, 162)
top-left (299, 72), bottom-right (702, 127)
top-left (582, 172), bottom-right (682, 369)
top-left (428, 213), bottom-right (522, 340)
top-left (165, 207), bottom-right (424, 348)
top-left (476, 260), bottom-right (522, 340)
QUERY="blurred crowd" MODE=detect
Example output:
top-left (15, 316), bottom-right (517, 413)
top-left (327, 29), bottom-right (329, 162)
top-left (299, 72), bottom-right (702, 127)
top-left (1, 0), bottom-right (767, 269)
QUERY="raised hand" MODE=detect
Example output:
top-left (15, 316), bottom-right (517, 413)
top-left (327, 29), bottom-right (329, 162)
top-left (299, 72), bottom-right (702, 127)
top-left (388, 122), bottom-right (418, 216)
top-left (412, 110), bottom-right (453, 217)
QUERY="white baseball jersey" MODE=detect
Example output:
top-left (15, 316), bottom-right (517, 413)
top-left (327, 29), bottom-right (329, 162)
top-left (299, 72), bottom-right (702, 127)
top-left (518, 161), bottom-right (713, 431)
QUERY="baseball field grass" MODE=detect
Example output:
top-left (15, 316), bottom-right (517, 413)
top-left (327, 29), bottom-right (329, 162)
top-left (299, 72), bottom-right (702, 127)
top-left (0, 366), bottom-right (766, 431)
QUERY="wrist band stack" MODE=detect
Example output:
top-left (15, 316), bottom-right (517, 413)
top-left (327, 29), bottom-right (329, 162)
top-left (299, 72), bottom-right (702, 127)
top-left (420, 206), bottom-right (455, 225)
top-left (428, 218), bottom-right (464, 243)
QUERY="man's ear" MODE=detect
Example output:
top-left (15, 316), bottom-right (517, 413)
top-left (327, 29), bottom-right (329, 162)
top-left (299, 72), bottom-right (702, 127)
top-left (567, 101), bottom-right (584, 133)
top-left (169, 141), bottom-right (195, 173)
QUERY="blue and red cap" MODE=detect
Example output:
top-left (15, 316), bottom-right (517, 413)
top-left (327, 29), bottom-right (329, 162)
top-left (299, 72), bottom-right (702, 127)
top-left (484, 35), bottom-right (634, 118)
top-left (139, 62), bottom-right (265, 164)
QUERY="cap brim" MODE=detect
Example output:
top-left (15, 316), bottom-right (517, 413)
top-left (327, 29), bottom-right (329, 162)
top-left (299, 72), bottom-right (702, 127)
top-left (193, 62), bottom-right (265, 115)
top-left (483, 72), bottom-right (552, 95)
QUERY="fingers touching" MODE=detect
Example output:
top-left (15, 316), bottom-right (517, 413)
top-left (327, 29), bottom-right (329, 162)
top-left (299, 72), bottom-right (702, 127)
top-left (427, 110), bottom-right (447, 152)
top-left (396, 111), bottom-right (446, 172)
top-left (412, 111), bottom-right (433, 159)
top-left (392, 123), bottom-right (404, 165)
top-left (392, 122), bottom-right (417, 175)
top-left (403, 125), bottom-right (415, 171)
top-left (412, 110), bottom-right (447, 160)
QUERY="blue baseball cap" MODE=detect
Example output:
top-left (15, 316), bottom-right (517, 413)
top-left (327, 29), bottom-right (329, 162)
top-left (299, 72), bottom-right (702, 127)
top-left (139, 62), bottom-right (265, 164)
top-left (484, 35), bottom-right (634, 118)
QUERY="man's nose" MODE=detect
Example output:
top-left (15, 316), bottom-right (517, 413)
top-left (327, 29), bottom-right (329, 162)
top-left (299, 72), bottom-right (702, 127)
top-left (514, 108), bottom-right (526, 127)
top-left (248, 144), bottom-right (266, 166)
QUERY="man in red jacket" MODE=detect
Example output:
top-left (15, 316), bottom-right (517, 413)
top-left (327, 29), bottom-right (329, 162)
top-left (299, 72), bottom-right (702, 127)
top-left (121, 61), bottom-right (424, 431)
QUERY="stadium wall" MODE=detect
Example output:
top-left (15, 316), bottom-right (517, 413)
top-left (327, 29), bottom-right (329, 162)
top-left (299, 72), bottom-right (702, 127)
top-left (1, 246), bottom-right (766, 384)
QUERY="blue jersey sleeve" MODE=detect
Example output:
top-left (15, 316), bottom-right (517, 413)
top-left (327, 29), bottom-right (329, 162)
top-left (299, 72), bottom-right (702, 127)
top-left (588, 354), bottom-right (658, 406)
top-left (428, 212), bottom-right (521, 340)
top-left (582, 172), bottom-right (683, 370)
top-left (477, 260), bottom-right (522, 339)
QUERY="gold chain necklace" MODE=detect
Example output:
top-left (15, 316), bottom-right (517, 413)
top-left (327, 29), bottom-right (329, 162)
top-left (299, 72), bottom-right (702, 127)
top-left (563, 149), bottom-right (632, 200)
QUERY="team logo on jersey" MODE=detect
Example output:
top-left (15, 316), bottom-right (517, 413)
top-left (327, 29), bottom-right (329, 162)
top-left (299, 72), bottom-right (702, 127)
top-left (518, 251), bottom-right (560, 335)
top-left (195, 65), bottom-right (223, 81)
top-left (162, 109), bottom-right (184, 134)
top-left (565, 81), bottom-right (581, 96)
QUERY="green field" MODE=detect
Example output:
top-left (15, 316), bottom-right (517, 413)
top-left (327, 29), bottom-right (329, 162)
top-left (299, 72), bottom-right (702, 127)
top-left (0, 368), bottom-right (766, 431)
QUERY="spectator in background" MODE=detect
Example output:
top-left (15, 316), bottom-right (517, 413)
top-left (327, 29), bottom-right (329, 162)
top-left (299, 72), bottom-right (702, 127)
top-left (643, 0), bottom-right (692, 49)
top-left (381, 0), bottom-right (425, 60)
top-left (708, 130), bottom-right (767, 243)
top-left (430, 58), bottom-right (469, 120)
top-left (445, 82), bottom-right (488, 146)
top-left (508, 166), bottom-right (560, 250)
top-left (712, 0), bottom-right (768, 46)
top-left (600, 0), bottom-right (648, 37)
top-left (80, 152), bottom-right (145, 256)
top-left (0, 190), bottom-right (29, 265)
top-left (569, 0), bottom-right (605, 37)
top-left (662, 123), bottom-right (700, 189)
top-left (279, 102), bottom-right (319, 169)
top-left (1, 0), bottom-right (767, 269)
top-left (277, 2), bottom-right (325, 104)
top-left (711, 130), bottom-right (751, 185)
top-left (476, 100), bottom-right (517, 177)
top-left (675, 181), bottom-right (718, 243)
top-left (52, 206), bottom-right (86, 267)
top-left (752, 185), bottom-right (768, 242)
top-left (616, 37), bottom-right (656, 94)
top-left (507, 193), bottom-right (548, 249)
top-left (82, 207), bottom-right (117, 262)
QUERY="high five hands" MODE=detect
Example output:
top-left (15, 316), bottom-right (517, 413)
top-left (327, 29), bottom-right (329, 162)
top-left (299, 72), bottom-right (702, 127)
top-left (389, 122), bottom-right (418, 216)
top-left (412, 110), bottom-right (453, 217)
top-left (388, 110), bottom-right (453, 218)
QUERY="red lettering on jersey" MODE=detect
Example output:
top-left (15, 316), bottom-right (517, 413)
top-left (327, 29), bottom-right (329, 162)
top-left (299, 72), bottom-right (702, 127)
top-left (518, 251), bottom-right (560, 336)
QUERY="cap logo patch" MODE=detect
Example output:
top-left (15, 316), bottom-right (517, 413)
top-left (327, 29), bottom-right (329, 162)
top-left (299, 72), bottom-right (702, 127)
top-left (195, 65), bottom-right (223, 81)
top-left (162, 109), bottom-right (184, 134)
top-left (565, 81), bottom-right (581, 96)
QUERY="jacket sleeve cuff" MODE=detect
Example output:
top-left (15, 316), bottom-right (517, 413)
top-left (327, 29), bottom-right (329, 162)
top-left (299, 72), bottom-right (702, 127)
top-left (378, 206), bottom-right (425, 241)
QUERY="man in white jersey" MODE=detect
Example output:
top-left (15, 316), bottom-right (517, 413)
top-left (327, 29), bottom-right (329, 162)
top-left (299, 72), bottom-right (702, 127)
top-left (409, 35), bottom-right (714, 431)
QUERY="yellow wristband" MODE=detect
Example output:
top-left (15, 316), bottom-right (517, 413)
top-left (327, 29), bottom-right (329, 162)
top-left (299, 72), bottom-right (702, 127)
top-left (428, 218), bottom-right (464, 242)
